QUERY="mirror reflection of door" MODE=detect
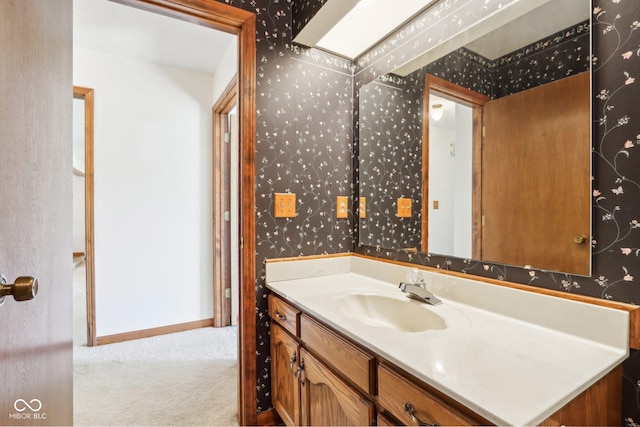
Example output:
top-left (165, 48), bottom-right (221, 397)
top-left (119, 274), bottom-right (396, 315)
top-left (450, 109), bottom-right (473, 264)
top-left (423, 72), bottom-right (590, 274)
top-left (482, 72), bottom-right (590, 275)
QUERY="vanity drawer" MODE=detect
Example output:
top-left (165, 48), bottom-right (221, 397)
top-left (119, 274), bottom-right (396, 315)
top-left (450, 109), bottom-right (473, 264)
top-left (378, 364), bottom-right (483, 426)
top-left (300, 314), bottom-right (374, 394)
top-left (268, 294), bottom-right (300, 336)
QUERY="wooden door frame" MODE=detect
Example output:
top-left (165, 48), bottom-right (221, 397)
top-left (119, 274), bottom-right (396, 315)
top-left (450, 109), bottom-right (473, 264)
top-left (213, 76), bottom-right (237, 328)
top-left (73, 86), bottom-right (97, 347)
top-left (110, 1), bottom-right (257, 424)
top-left (422, 75), bottom-right (489, 258)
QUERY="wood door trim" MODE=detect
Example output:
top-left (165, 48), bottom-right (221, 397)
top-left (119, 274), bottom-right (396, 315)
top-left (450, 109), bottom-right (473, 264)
top-left (213, 76), bottom-right (237, 328)
top-left (422, 75), bottom-right (490, 254)
top-left (73, 85), bottom-right (97, 347)
top-left (111, 1), bottom-right (257, 424)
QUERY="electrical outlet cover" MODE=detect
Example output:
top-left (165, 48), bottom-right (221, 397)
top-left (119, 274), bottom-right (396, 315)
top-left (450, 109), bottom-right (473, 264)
top-left (397, 197), bottom-right (412, 218)
top-left (337, 196), bottom-right (348, 218)
top-left (274, 193), bottom-right (296, 218)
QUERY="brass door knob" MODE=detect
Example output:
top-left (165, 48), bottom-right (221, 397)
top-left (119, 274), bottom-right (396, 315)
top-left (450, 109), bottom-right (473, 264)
top-left (573, 235), bottom-right (588, 245)
top-left (0, 275), bottom-right (38, 306)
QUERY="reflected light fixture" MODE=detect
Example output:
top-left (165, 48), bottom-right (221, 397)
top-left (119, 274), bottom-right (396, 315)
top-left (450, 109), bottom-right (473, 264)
top-left (431, 103), bottom-right (444, 121)
top-left (313, 0), bottom-right (436, 60)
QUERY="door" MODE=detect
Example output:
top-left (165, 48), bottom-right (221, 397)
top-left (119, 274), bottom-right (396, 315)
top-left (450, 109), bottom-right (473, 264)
top-left (271, 323), bottom-right (301, 426)
top-left (0, 1), bottom-right (73, 425)
top-left (482, 72), bottom-right (590, 275)
top-left (213, 80), bottom-right (237, 327)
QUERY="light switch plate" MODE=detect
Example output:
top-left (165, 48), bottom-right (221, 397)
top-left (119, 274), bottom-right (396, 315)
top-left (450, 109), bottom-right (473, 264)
top-left (397, 197), bottom-right (412, 218)
top-left (433, 200), bottom-right (439, 210)
top-left (274, 193), bottom-right (296, 218)
top-left (337, 196), bottom-right (348, 218)
top-left (359, 197), bottom-right (366, 218)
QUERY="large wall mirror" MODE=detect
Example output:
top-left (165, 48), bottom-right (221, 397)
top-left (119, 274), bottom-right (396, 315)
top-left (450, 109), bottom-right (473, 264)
top-left (358, 0), bottom-right (592, 276)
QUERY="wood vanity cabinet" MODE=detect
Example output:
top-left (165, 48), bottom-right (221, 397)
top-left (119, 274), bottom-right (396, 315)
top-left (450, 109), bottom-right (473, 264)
top-left (269, 295), bottom-right (375, 426)
top-left (268, 293), bottom-right (621, 426)
top-left (269, 293), bottom-right (481, 426)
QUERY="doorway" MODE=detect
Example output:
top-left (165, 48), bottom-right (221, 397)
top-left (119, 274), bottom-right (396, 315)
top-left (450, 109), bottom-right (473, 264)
top-left (422, 74), bottom-right (489, 258)
top-left (74, 0), bottom-right (256, 424)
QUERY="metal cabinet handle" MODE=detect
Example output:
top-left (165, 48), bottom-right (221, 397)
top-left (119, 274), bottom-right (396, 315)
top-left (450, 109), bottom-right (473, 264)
top-left (403, 402), bottom-right (438, 426)
top-left (289, 351), bottom-right (297, 373)
top-left (274, 309), bottom-right (287, 321)
top-left (296, 360), bottom-right (306, 383)
top-left (0, 275), bottom-right (38, 306)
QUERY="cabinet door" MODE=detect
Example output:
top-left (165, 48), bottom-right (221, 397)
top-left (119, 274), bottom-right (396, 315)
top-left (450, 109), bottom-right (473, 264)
top-left (299, 348), bottom-right (374, 426)
top-left (271, 323), bottom-right (301, 426)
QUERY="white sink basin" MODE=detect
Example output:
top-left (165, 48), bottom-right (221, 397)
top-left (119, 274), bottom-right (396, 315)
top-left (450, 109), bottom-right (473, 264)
top-left (335, 293), bottom-right (446, 332)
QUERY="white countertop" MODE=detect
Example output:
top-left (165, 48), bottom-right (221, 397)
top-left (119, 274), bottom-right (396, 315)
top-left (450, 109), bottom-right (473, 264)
top-left (265, 255), bottom-right (629, 426)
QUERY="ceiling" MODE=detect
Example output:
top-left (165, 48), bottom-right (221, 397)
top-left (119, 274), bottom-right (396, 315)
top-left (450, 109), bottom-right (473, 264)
top-left (72, 0), bottom-right (236, 170)
top-left (73, 0), bottom-right (235, 75)
top-left (466, 0), bottom-right (590, 60)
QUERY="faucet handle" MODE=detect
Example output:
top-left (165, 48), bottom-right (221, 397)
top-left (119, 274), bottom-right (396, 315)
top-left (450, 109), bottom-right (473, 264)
top-left (407, 268), bottom-right (425, 285)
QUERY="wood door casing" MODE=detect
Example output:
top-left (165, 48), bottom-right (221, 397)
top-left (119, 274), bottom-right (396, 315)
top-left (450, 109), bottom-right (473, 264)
top-left (0, 1), bottom-right (73, 424)
top-left (73, 86), bottom-right (97, 347)
top-left (482, 72), bottom-right (590, 275)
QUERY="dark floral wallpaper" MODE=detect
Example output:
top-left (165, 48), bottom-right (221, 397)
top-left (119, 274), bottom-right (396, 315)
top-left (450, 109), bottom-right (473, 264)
top-left (218, 0), bottom-right (354, 413)
top-left (359, 75), bottom-right (423, 250)
top-left (492, 20), bottom-right (590, 98)
top-left (220, 0), bottom-right (640, 422)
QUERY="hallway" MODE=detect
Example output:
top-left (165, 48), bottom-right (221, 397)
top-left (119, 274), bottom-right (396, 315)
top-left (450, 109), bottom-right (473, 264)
top-left (72, 263), bottom-right (238, 426)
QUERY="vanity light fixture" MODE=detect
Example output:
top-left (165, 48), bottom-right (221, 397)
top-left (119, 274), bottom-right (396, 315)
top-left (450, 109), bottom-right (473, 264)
top-left (295, 0), bottom-right (436, 60)
top-left (430, 103), bottom-right (444, 121)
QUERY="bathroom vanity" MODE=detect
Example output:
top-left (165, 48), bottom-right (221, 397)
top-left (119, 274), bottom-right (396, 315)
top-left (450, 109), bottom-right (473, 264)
top-left (265, 254), bottom-right (637, 426)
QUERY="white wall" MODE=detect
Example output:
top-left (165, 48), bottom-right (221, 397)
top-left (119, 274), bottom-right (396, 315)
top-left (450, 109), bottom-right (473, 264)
top-left (452, 103), bottom-right (472, 258)
top-left (212, 38), bottom-right (237, 101)
top-left (428, 102), bottom-right (473, 259)
top-left (428, 125), bottom-right (455, 255)
top-left (74, 48), bottom-right (215, 336)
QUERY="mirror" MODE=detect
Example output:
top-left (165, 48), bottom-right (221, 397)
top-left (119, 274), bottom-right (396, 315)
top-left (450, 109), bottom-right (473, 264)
top-left (358, 0), bottom-right (591, 275)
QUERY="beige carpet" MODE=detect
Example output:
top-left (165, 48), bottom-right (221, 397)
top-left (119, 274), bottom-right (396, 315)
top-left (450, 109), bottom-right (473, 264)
top-left (73, 263), bottom-right (238, 426)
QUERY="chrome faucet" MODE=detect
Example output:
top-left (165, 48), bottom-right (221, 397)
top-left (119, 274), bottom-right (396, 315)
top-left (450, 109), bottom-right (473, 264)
top-left (399, 268), bottom-right (442, 305)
